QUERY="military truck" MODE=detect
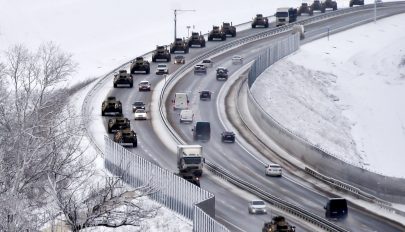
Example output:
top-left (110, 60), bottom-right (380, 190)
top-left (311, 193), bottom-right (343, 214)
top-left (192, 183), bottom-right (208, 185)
top-left (251, 14), bottom-right (269, 28)
top-left (101, 96), bottom-right (123, 116)
top-left (262, 216), bottom-right (296, 232)
top-left (113, 128), bottom-right (137, 147)
top-left (221, 22), bottom-right (236, 37)
top-left (130, 57), bottom-right (150, 74)
top-left (177, 145), bottom-right (204, 177)
top-left (323, 0), bottom-right (338, 11)
top-left (208, 26), bottom-right (226, 41)
top-left (187, 32), bottom-right (206, 48)
top-left (216, 67), bottom-right (228, 80)
top-left (350, 0), bottom-right (364, 7)
top-left (113, 70), bottom-right (133, 88)
top-left (298, 3), bottom-right (312, 16)
top-left (170, 38), bottom-right (189, 54)
top-left (310, 0), bottom-right (324, 14)
top-left (152, 45), bottom-right (171, 62)
top-left (107, 117), bottom-right (130, 133)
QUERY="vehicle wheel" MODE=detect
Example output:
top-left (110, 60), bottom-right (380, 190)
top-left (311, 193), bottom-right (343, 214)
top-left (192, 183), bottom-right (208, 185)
top-left (350, 3), bottom-right (353, 7)
top-left (108, 128), bottom-right (112, 133)
top-left (114, 84), bottom-right (117, 88)
top-left (102, 111), bottom-right (105, 116)
top-left (129, 83), bottom-right (133, 88)
top-left (208, 36), bottom-right (213, 41)
top-left (252, 24), bottom-right (256, 28)
top-left (265, 23), bottom-right (269, 28)
top-left (133, 141), bottom-right (137, 147)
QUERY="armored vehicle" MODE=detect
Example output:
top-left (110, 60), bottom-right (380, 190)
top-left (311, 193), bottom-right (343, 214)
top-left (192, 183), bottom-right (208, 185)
top-left (113, 128), bottom-right (137, 147)
top-left (170, 38), bottom-right (189, 54)
top-left (310, 0), bottom-right (324, 13)
top-left (107, 117), bottom-right (130, 133)
top-left (130, 57), bottom-right (150, 74)
top-left (350, 0), bottom-right (364, 7)
top-left (323, 0), bottom-right (338, 11)
top-left (113, 70), bottom-right (133, 88)
top-left (187, 32), bottom-right (206, 48)
top-left (262, 216), bottom-right (296, 232)
top-left (216, 67), bottom-right (228, 80)
top-left (221, 22), bottom-right (236, 37)
top-left (208, 26), bottom-right (226, 41)
top-left (101, 96), bottom-right (122, 116)
top-left (152, 45), bottom-right (171, 62)
top-left (252, 14), bottom-right (269, 28)
top-left (298, 3), bottom-right (312, 15)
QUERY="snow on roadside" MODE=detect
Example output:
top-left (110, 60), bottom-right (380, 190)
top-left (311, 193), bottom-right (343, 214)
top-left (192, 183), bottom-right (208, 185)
top-left (252, 13), bottom-right (405, 177)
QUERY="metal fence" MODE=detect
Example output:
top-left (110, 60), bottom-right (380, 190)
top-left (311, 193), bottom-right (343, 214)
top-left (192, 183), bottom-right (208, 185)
top-left (247, 34), bottom-right (300, 87)
top-left (104, 136), bottom-right (229, 232)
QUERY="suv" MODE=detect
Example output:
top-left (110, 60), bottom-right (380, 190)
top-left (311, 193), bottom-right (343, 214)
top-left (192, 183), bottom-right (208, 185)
top-left (324, 198), bottom-right (348, 219)
top-left (113, 128), bottom-right (137, 147)
top-left (192, 121), bottom-right (211, 141)
top-left (174, 55), bottom-right (185, 64)
top-left (216, 67), bottom-right (228, 80)
top-left (156, 63), bottom-right (169, 75)
top-left (138, 80), bottom-right (151, 91)
top-left (132, 101), bottom-right (146, 112)
top-left (221, 131), bottom-right (235, 143)
top-left (201, 59), bottom-right (213, 68)
top-left (107, 117), bottom-right (131, 133)
top-left (265, 164), bottom-right (282, 177)
top-left (199, 91), bottom-right (211, 101)
top-left (248, 200), bottom-right (267, 214)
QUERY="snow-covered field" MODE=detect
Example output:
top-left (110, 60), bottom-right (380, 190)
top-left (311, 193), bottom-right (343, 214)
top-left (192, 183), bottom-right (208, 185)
top-left (252, 13), bottom-right (405, 177)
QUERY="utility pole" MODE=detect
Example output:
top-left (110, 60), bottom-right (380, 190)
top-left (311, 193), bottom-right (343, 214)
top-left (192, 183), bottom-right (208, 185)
top-left (174, 9), bottom-right (195, 41)
top-left (374, 0), bottom-right (377, 23)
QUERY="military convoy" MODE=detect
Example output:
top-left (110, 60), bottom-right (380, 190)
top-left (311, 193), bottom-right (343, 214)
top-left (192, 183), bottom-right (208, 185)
top-left (130, 57), bottom-right (150, 74)
top-left (208, 26), bottom-right (226, 41)
top-left (152, 45), bottom-right (171, 62)
top-left (187, 32), bottom-right (206, 48)
top-left (113, 128), bottom-right (137, 147)
top-left (252, 14), bottom-right (269, 28)
top-left (113, 70), bottom-right (133, 88)
top-left (107, 117), bottom-right (130, 133)
top-left (262, 216), bottom-right (296, 232)
top-left (101, 96), bottom-right (123, 116)
top-left (170, 38), bottom-right (189, 54)
top-left (221, 22), bottom-right (236, 37)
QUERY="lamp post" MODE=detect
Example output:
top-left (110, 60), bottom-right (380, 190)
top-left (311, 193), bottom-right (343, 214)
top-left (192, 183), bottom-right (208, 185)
top-left (186, 25), bottom-right (191, 37)
top-left (174, 9), bottom-right (195, 41)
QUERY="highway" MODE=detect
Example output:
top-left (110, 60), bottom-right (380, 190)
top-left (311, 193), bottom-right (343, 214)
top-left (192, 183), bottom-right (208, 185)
top-left (86, 3), bottom-right (405, 231)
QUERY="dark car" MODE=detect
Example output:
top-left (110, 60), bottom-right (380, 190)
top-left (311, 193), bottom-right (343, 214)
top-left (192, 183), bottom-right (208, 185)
top-left (221, 131), bottom-right (235, 143)
top-left (199, 91), bottom-right (211, 101)
top-left (216, 67), bottom-right (229, 80)
top-left (193, 121), bottom-right (211, 141)
top-left (132, 101), bottom-right (146, 112)
top-left (324, 198), bottom-right (348, 219)
top-left (174, 55), bottom-right (185, 64)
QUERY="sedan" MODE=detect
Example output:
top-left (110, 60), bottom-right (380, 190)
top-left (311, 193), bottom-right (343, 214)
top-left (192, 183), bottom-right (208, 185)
top-left (248, 200), bottom-right (267, 214)
top-left (138, 80), bottom-right (151, 91)
top-left (232, 55), bottom-right (244, 64)
top-left (174, 55), bottom-right (185, 64)
top-left (221, 131), bottom-right (235, 143)
top-left (265, 163), bottom-right (282, 177)
top-left (132, 101), bottom-right (145, 112)
top-left (134, 109), bottom-right (148, 120)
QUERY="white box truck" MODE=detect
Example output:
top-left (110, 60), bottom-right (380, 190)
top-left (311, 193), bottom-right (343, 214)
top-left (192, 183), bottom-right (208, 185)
top-left (177, 145), bottom-right (203, 177)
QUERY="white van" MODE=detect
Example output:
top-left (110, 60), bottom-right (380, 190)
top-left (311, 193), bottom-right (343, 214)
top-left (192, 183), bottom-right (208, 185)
top-left (173, 93), bottom-right (189, 110)
top-left (179, 109), bottom-right (194, 123)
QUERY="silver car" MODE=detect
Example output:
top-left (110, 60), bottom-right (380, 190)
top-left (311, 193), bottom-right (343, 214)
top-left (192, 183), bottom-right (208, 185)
top-left (248, 200), bottom-right (267, 214)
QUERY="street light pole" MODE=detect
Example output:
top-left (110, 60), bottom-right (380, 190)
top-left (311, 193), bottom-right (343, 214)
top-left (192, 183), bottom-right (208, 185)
top-left (374, 0), bottom-right (377, 23)
top-left (174, 9), bottom-right (195, 41)
top-left (186, 25), bottom-right (191, 37)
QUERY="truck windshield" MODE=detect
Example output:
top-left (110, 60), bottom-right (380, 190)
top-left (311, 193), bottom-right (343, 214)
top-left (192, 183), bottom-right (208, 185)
top-left (276, 12), bottom-right (288, 17)
top-left (184, 157), bottom-right (202, 164)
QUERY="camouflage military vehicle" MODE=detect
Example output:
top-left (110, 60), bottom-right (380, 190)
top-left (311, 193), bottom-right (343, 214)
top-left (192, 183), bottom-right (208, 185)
top-left (251, 14), bottom-right (269, 28)
top-left (262, 216), bottom-right (296, 232)
top-left (130, 57), bottom-right (150, 74)
top-left (107, 117), bottom-right (131, 133)
top-left (113, 70), bottom-right (133, 88)
top-left (152, 45), bottom-right (171, 62)
top-left (350, 0), bottom-right (364, 7)
top-left (310, 0), bottom-right (324, 14)
top-left (208, 26), bottom-right (226, 41)
top-left (298, 3), bottom-right (312, 16)
top-left (187, 32), bottom-right (206, 48)
top-left (101, 96), bottom-right (123, 116)
top-left (221, 22), bottom-right (236, 37)
top-left (170, 38), bottom-right (189, 54)
top-left (323, 0), bottom-right (338, 11)
top-left (113, 128), bottom-right (137, 147)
